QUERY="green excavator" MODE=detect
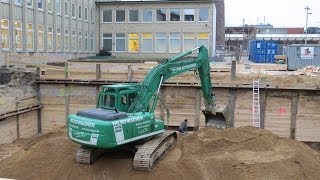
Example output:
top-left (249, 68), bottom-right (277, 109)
top-left (67, 46), bottom-right (228, 170)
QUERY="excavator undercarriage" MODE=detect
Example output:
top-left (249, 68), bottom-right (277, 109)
top-left (75, 131), bottom-right (177, 171)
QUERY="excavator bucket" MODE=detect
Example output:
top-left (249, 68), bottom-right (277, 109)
top-left (202, 105), bottom-right (229, 129)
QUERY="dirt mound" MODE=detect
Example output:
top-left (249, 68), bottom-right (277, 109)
top-left (0, 126), bottom-right (320, 180)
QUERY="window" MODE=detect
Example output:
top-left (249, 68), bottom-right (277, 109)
top-left (56, 0), bottom-right (61, 15)
top-left (116, 33), bottom-right (125, 52)
top-left (27, 0), bottom-right (33, 7)
top-left (0, 19), bottom-right (9, 49)
top-left (183, 33), bottom-right (195, 51)
top-left (38, 0), bottom-right (43, 9)
top-left (1, 0), bottom-right (9, 3)
top-left (129, 10), bottom-right (139, 22)
top-left (38, 25), bottom-right (44, 51)
top-left (65, 1), bottom-right (69, 16)
top-left (102, 10), bottom-right (112, 22)
top-left (56, 28), bottom-right (61, 51)
top-left (85, 7), bottom-right (88, 21)
top-left (142, 33), bottom-right (152, 52)
top-left (72, 30), bottom-right (76, 51)
top-left (78, 32), bottom-right (82, 50)
top-left (14, 21), bottom-right (22, 50)
top-left (85, 32), bottom-right (88, 51)
top-left (65, 30), bottom-right (69, 51)
top-left (155, 33), bottom-right (166, 53)
top-left (169, 33), bottom-right (180, 53)
top-left (170, 9), bottom-right (180, 21)
top-left (128, 33), bottom-right (139, 53)
top-left (102, 33), bottom-right (112, 51)
top-left (72, 3), bottom-right (75, 17)
top-left (90, 34), bottom-right (94, 52)
top-left (197, 33), bottom-right (209, 48)
top-left (156, 9), bottom-right (166, 22)
top-left (104, 95), bottom-right (115, 108)
top-left (116, 10), bottom-right (125, 22)
top-left (48, 27), bottom-right (53, 51)
top-left (48, 0), bottom-right (53, 12)
top-left (91, 8), bottom-right (93, 22)
top-left (27, 24), bottom-right (34, 50)
top-left (184, 9), bottom-right (194, 21)
top-left (143, 9), bottom-right (152, 22)
top-left (78, 5), bottom-right (82, 19)
top-left (15, 0), bottom-right (21, 5)
top-left (199, 8), bottom-right (209, 22)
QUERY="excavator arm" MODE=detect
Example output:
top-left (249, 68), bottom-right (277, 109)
top-left (127, 46), bottom-right (227, 127)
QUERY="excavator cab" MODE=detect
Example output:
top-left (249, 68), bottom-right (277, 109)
top-left (202, 105), bottom-right (229, 129)
top-left (97, 84), bottom-right (139, 112)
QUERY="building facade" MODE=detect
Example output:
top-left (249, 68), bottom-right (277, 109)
top-left (96, 0), bottom-right (217, 58)
top-left (0, 0), bottom-right (96, 62)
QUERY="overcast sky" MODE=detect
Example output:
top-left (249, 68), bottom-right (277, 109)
top-left (225, 0), bottom-right (320, 28)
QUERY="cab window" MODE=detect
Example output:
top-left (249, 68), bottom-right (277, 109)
top-left (105, 94), bottom-right (115, 108)
top-left (121, 94), bottom-right (127, 106)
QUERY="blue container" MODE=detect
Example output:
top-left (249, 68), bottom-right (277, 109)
top-left (249, 40), bottom-right (278, 63)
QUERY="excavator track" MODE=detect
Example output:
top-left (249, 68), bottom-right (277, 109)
top-left (133, 131), bottom-right (177, 171)
top-left (76, 146), bottom-right (105, 164)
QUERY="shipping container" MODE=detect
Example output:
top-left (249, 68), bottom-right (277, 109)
top-left (249, 40), bottom-right (278, 63)
top-left (287, 44), bottom-right (320, 70)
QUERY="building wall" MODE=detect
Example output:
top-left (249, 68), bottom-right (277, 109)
top-left (0, 0), bottom-right (96, 63)
top-left (96, 1), bottom-right (216, 58)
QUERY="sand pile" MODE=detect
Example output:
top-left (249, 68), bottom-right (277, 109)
top-left (0, 126), bottom-right (320, 180)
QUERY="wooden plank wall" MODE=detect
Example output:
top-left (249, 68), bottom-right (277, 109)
top-left (18, 111), bottom-right (38, 139)
top-left (296, 91), bottom-right (320, 142)
top-left (40, 84), bottom-right (66, 133)
top-left (0, 110), bottom-right (38, 144)
top-left (156, 87), bottom-right (200, 128)
top-left (0, 117), bottom-right (17, 144)
top-left (264, 91), bottom-right (291, 138)
top-left (35, 83), bottom-right (320, 143)
top-left (234, 90), bottom-right (252, 127)
top-left (69, 85), bottom-right (97, 114)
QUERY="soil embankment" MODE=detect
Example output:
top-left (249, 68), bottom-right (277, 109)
top-left (0, 126), bottom-right (320, 180)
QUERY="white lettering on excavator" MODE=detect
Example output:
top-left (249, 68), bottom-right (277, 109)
top-left (70, 118), bottom-right (95, 128)
top-left (112, 116), bottom-right (144, 143)
top-left (171, 63), bottom-right (197, 72)
top-left (112, 116), bottom-right (144, 126)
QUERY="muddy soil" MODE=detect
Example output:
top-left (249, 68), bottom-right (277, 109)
top-left (0, 126), bottom-right (320, 180)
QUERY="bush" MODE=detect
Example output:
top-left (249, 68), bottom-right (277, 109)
top-left (97, 48), bottom-right (112, 56)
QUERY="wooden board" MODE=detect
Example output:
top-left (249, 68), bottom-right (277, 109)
top-left (296, 92), bottom-right (320, 142)
top-left (264, 92), bottom-right (292, 138)
top-left (0, 117), bottom-right (17, 144)
top-left (40, 84), bottom-right (66, 105)
top-left (18, 110), bottom-right (38, 139)
top-left (234, 90), bottom-right (252, 127)
top-left (41, 105), bottom-right (66, 133)
top-left (155, 87), bottom-right (199, 128)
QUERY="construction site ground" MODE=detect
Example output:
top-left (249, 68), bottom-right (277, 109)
top-left (1, 57), bottom-right (320, 179)
top-left (0, 126), bottom-right (320, 180)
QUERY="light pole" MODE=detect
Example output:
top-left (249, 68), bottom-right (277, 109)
top-left (242, 18), bottom-right (245, 52)
top-left (305, 6), bottom-right (311, 44)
